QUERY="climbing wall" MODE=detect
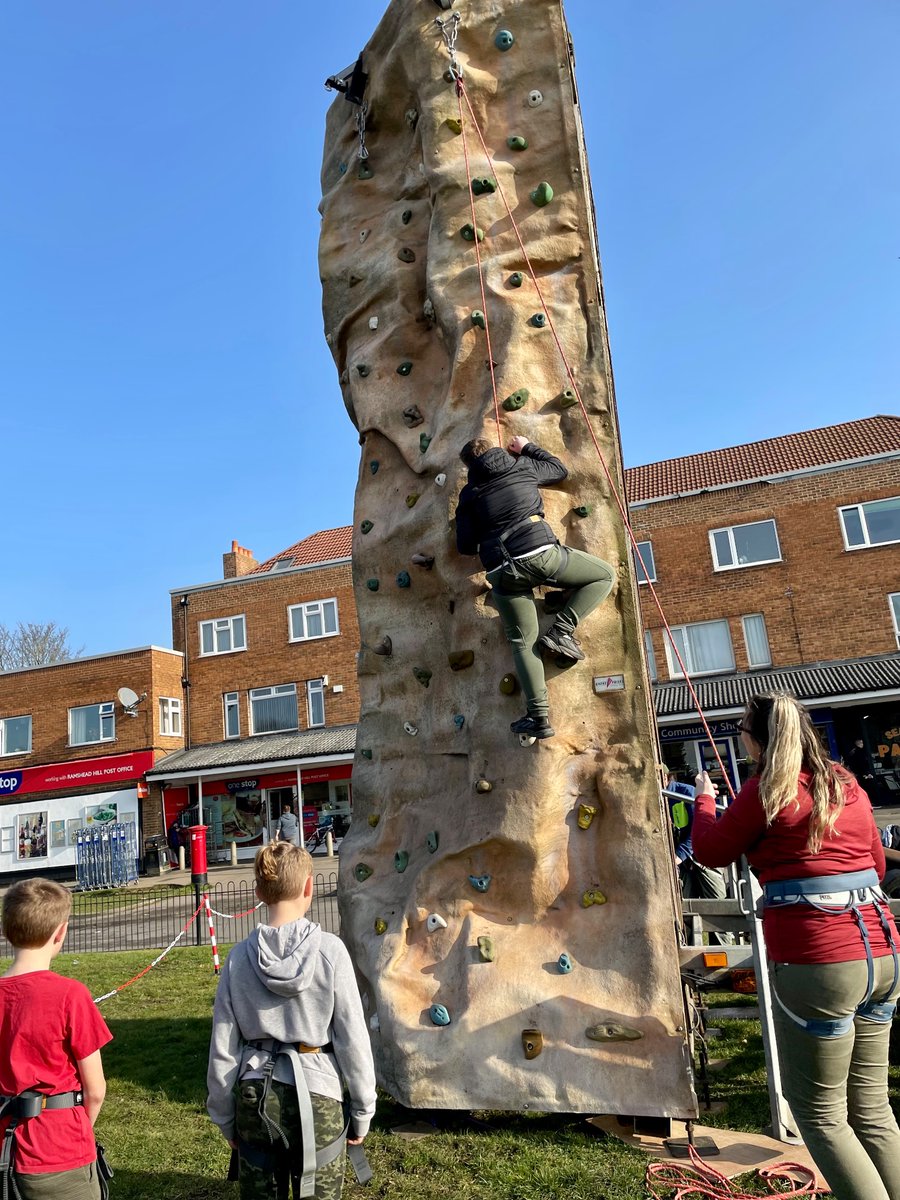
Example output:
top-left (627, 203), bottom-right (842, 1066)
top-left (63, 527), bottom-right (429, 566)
top-left (320, 0), bottom-right (697, 1118)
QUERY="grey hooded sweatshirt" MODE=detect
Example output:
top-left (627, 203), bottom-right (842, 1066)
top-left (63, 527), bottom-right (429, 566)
top-left (207, 917), bottom-right (376, 1140)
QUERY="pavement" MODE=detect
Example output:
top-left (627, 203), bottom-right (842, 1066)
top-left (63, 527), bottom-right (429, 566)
top-left (129, 844), bottom-right (341, 892)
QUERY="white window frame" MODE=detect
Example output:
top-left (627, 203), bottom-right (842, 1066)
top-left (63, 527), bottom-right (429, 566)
top-left (69, 701), bottom-right (116, 747)
top-left (664, 619), bottom-right (735, 679)
top-left (0, 714), bottom-right (32, 756)
top-left (307, 678), bottom-right (326, 728)
top-left (249, 684), bottom-right (298, 736)
top-left (199, 615), bottom-right (247, 657)
top-left (839, 497), bottom-right (900, 551)
top-left (288, 599), bottom-right (340, 643)
top-left (643, 631), bottom-right (658, 682)
top-left (159, 697), bottom-right (182, 737)
top-left (741, 613), bottom-right (772, 669)
top-left (890, 594), bottom-right (900, 650)
top-left (224, 692), bottom-right (240, 740)
top-left (634, 541), bottom-right (656, 585)
top-left (709, 519), bottom-right (782, 571)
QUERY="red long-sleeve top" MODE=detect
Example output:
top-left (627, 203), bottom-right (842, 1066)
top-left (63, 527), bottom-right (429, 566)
top-left (692, 769), bottom-right (897, 964)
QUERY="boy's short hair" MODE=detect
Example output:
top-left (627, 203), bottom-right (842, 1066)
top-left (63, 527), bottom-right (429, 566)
top-left (255, 840), bottom-right (313, 905)
top-left (460, 437), bottom-right (492, 467)
top-left (2, 878), bottom-right (72, 948)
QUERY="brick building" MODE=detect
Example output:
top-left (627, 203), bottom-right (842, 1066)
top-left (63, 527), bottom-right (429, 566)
top-left (0, 646), bottom-right (184, 878)
top-left (146, 529), bottom-right (359, 858)
top-left (631, 416), bottom-right (900, 795)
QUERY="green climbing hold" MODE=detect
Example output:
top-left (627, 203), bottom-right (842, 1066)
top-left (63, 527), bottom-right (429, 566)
top-left (509, 271), bottom-right (524, 287)
top-left (445, 117), bottom-right (462, 135)
top-left (356, 364), bottom-right (370, 377)
top-left (530, 181), bottom-right (553, 207)
top-left (401, 209), bottom-right (412, 224)
top-left (471, 310), bottom-right (486, 329)
top-left (354, 864), bottom-right (373, 882)
top-left (366, 579), bottom-right (379, 592)
top-left (581, 889), bottom-right (607, 908)
top-left (495, 29), bottom-right (515, 51)
top-left (530, 313), bottom-right (547, 328)
top-left (370, 460), bottom-right (380, 474)
top-left (394, 850), bottom-right (409, 873)
top-left (396, 571), bottom-right (411, 588)
top-left (586, 1023), bottom-right (643, 1043)
top-left (502, 388), bottom-right (529, 412)
top-left (360, 520), bottom-right (373, 534)
top-left (499, 673), bottom-right (519, 695)
top-left (559, 389), bottom-right (578, 409)
top-left (360, 748), bottom-right (373, 760)
top-left (413, 667), bottom-right (432, 688)
top-left (477, 935), bottom-right (495, 962)
top-left (573, 505), bottom-right (592, 519)
top-left (367, 813), bottom-right (379, 827)
top-left (358, 162), bottom-right (374, 180)
top-left (397, 361), bottom-right (413, 376)
top-left (406, 493), bottom-right (420, 508)
top-left (460, 223), bottom-right (485, 243)
top-left (471, 177), bottom-right (496, 195)
top-left (507, 135), bottom-right (528, 151)
top-left (398, 247), bottom-right (416, 263)
top-left (338, 162), bottom-right (348, 175)
top-left (374, 918), bottom-right (387, 935)
top-left (419, 433), bottom-right (432, 453)
top-left (426, 831), bottom-right (439, 854)
top-left (469, 874), bottom-right (491, 893)
top-left (448, 650), bottom-right (474, 671)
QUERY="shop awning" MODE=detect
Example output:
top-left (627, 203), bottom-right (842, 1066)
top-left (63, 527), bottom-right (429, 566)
top-left (147, 724), bottom-right (357, 780)
top-left (654, 653), bottom-right (900, 720)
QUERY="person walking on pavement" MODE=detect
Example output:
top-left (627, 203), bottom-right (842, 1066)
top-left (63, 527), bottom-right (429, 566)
top-left (275, 803), bottom-right (300, 847)
top-left (845, 738), bottom-right (880, 807)
top-left (455, 434), bottom-right (616, 740)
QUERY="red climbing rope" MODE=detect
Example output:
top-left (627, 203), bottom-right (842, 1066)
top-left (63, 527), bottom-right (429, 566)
top-left (454, 75), bottom-right (736, 797)
top-left (645, 1142), bottom-right (823, 1198)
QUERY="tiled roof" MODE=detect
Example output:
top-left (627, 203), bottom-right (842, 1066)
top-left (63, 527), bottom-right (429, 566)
top-left (626, 415), bottom-right (900, 504)
top-left (147, 725), bottom-right (357, 775)
top-left (252, 526), bottom-right (353, 574)
top-left (654, 654), bottom-right (900, 718)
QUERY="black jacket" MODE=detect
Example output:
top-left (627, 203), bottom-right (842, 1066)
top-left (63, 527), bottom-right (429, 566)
top-left (455, 443), bottom-right (567, 570)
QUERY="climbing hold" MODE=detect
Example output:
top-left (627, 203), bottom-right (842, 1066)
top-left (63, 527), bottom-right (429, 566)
top-left (398, 247), bottom-right (416, 263)
top-left (402, 405), bottom-right (424, 428)
top-left (469, 874), bottom-right (491, 893)
top-left (405, 493), bottom-right (420, 508)
top-left (527, 89), bottom-right (544, 107)
top-left (558, 953), bottom-right (574, 974)
top-left (509, 271), bottom-right (524, 287)
top-left (430, 1004), bottom-right (451, 1027)
top-left (348, 274), bottom-right (362, 288)
top-left (397, 361), bottom-right (413, 376)
top-left (502, 389), bottom-right (529, 412)
top-left (581, 889), bottom-right (607, 908)
top-left (495, 29), bottom-right (515, 51)
top-left (573, 505), bottom-right (592, 519)
top-left (453, 714), bottom-right (465, 730)
top-left (422, 298), bottom-right (436, 326)
top-left (586, 1023), bottom-right (643, 1043)
top-left (413, 667), bottom-right (432, 688)
top-left (360, 520), bottom-right (373, 534)
top-left (560, 388), bottom-right (578, 409)
top-left (460, 223), bottom-right (485, 243)
top-left (367, 813), bottom-right (380, 827)
top-left (366, 579), bottom-right (380, 592)
top-left (405, 108), bottom-right (418, 129)
top-left (374, 918), bottom-right (387, 936)
top-left (507, 135), bottom-right (528, 151)
top-left (396, 571), bottom-right (411, 588)
top-left (372, 636), bottom-right (392, 656)
top-left (529, 313), bottom-right (547, 328)
top-left (577, 804), bottom-right (597, 830)
top-left (426, 831), bottom-right (439, 854)
top-left (358, 162), bottom-right (374, 180)
top-left (471, 310), bottom-right (486, 329)
top-left (435, 473), bottom-right (447, 487)
top-left (471, 177), bottom-right (496, 196)
top-left (359, 229), bottom-right (370, 243)
top-left (474, 779), bottom-right (492, 794)
top-left (394, 850), bottom-right (409, 873)
top-left (369, 461), bottom-right (379, 474)
top-left (477, 935), bottom-right (495, 962)
top-left (426, 913), bottom-right (448, 932)
top-left (340, 368), bottom-right (349, 384)
top-left (419, 433), bottom-right (432, 453)
top-left (411, 553), bottom-right (435, 569)
top-left (448, 650), bottom-right (475, 671)
top-left (499, 673), bottom-right (519, 695)
top-left (403, 722), bottom-right (418, 736)
top-left (401, 210), bottom-right (413, 227)
top-left (360, 748), bottom-right (373, 760)
top-left (530, 181), bottom-right (554, 207)
top-left (522, 1029), bottom-right (543, 1059)
top-left (338, 162), bottom-right (348, 175)
top-left (356, 364), bottom-right (371, 377)
top-left (445, 117), bottom-right (462, 134)
top-left (354, 864), bottom-right (373, 882)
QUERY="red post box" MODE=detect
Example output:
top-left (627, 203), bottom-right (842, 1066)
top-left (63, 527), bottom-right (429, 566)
top-left (189, 825), bottom-right (208, 883)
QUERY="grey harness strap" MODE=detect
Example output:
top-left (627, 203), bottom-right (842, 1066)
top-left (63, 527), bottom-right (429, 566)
top-left (0, 1091), bottom-right (86, 1200)
top-left (481, 513), bottom-right (555, 579)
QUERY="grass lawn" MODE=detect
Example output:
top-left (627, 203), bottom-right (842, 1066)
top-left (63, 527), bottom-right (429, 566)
top-left (2, 947), bottom-right (877, 1199)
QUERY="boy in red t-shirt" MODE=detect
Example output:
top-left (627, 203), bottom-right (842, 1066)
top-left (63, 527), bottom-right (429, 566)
top-left (0, 879), bottom-right (112, 1199)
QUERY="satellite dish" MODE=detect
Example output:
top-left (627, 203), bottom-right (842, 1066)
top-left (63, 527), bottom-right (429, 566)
top-left (117, 687), bottom-right (140, 708)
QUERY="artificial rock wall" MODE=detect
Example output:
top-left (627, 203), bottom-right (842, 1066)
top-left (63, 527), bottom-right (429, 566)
top-left (320, 0), bottom-right (696, 1118)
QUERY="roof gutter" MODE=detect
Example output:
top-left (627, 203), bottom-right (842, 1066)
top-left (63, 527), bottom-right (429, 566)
top-left (148, 751), bottom-right (354, 782)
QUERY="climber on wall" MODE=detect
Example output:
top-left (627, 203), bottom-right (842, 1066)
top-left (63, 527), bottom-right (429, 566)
top-left (455, 434), bottom-right (616, 740)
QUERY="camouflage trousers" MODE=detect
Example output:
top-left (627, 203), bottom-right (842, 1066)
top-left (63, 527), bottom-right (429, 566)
top-left (234, 1079), bottom-right (346, 1200)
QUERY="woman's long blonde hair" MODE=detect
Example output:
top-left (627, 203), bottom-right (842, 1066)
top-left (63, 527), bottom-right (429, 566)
top-left (744, 692), bottom-right (846, 852)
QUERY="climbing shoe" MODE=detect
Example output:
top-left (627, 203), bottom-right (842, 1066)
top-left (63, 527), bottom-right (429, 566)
top-left (538, 626), bottom-right (585, 662)
top-left (510, 714), bottom-right (555, 739)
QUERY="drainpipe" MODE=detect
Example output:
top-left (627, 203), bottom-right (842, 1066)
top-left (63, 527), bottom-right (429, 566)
top-left (180, 594), bottom-right (192, 749)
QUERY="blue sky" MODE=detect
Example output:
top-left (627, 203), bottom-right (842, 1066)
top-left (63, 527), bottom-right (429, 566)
top-left (1, 2), bottom-right (897, 656)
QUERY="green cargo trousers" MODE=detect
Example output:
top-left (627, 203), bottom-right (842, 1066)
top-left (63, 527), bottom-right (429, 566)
top-left (488, 544), bottom-right (615, 718)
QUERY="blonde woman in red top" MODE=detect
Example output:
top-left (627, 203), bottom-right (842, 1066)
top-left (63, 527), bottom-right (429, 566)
top-left (693, 691), bottom-right (900, 1200)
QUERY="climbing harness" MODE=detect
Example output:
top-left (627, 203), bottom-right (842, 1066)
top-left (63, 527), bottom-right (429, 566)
top-left (764, 868), bottom-right (900, 1036)
top-left (481, 513), bottom-right (556, 581)
top-left (0, 1092), bottom-right (113, 1200)
top-left (237, 1039), bottom-right (371, 1197)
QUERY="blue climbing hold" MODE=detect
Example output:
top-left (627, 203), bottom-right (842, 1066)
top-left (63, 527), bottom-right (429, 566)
top-left (495, 30), bottom-right (515, 51)
top-left (558, 953), bottom-right (573, 974)
top-left (394, 850), bottom-right (410, 873)
top-left (468, 874), bottom-right (492, 893)
top-left (430, 1004), bottom-right (451, 1027)
top-left (453, 714), bottom-right (466, 730)
top-left (530, 313), bottom-right (547, 328)
top-left (370, 461), bottom-right (379, 474)
top-left (396, 571), bottom-right (411, 588)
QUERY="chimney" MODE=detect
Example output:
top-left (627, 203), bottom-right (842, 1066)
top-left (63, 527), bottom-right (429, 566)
top-left (223, 540), bottom-right (258, 578)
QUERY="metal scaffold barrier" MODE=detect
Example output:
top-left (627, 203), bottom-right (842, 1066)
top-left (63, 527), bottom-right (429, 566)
top-left (75, 822), bottom-right (139, 890)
